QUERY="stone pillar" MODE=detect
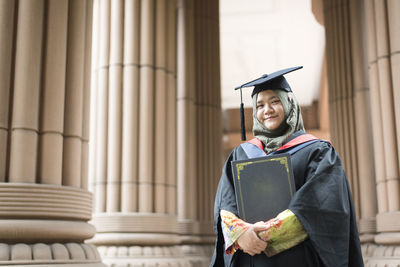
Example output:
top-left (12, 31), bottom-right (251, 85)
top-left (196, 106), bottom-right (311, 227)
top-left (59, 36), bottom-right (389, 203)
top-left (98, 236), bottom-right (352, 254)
top-left (323, 0), bottom-right (382, 263)
top-left (177, 0), bottom-right (223, 263)
top-left (177, 0), bottom-right (197, 239)
top-left (323, 0), bottom-right (361, 217)
top-left (364, 0), bottom-right (388, 218)
top-left (389, 0), bottom-right (400, 168)
top-left (348, 0), bottom-right (377, 245)
top-left (88, 0), bottom-right (185, 266)
top-left (89, 0), bottom-right (222, 265)
top-left (363, 0), bottom-right (400, 265)
top-left (0, 0), bottom-right (104, 266)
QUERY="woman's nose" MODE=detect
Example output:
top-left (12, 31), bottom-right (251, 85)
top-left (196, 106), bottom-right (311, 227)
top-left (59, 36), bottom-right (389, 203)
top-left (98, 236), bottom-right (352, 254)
top-left (264, 104), bottom-right (273, 114)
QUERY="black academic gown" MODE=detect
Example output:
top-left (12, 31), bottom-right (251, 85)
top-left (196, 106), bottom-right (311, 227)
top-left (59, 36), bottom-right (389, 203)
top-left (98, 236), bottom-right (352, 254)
top-left (210, 131), bottom-right (364, 267)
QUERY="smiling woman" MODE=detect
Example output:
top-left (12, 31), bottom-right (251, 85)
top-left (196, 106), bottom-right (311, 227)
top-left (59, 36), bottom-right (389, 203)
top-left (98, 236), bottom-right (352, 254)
top-left (211, 67), bottom-right (364, 267)
top-left (255, 90), bottom-right (285, 131)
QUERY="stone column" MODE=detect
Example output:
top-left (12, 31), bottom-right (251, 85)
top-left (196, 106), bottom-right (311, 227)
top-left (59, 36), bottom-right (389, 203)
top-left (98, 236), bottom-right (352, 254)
top-left (364, 0), bottom-right (388, 218)
top-left (363, 0), bottom-right (400, 265)
top-left (389, 0), bottom-right (400, 169)
top-left (348, 0), bottom-right (378, 245)
top-left (89, 0), bottom-right (186, 266)
top-left (323, 0), bottom-right (384, 264)
top-left (323, 0), bottom-right (361, 217)
top-left (0, 0), bottom-right (104, 266)
top-left (177, 0), bottom-right (223, 263)
top-left (89, 0), bottom-right (222, 265)
top-left (195, 0), bottom-right (222, 243)
top-left (176, 0), bottom-right (197, 239)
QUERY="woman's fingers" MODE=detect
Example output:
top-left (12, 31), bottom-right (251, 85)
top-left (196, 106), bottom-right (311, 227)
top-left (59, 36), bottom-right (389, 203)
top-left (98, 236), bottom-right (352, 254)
top-left (253, 221), bottom-right (269, 231)
top-left (237, 222), bottom-right (268, 255)
top-left (246, 229), bottom-right (268, 255)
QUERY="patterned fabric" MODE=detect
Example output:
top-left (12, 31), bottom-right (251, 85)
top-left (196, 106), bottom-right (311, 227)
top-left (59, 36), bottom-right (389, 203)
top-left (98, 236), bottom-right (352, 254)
top-left (220, 209), bottom-right (308, 256)
top-left (220, 209), bottom-right (250, 254)
top-left (258, 209), bottom-right (308, 256)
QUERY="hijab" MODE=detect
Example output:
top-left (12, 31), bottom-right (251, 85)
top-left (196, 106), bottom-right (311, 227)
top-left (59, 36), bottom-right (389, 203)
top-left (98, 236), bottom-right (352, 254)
top-left (252, 89), bottom-right (305, 153)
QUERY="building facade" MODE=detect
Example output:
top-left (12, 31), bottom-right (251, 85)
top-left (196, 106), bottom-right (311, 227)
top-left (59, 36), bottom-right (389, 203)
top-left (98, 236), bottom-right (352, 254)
top-left (0, 0), bottom-right (399, 266)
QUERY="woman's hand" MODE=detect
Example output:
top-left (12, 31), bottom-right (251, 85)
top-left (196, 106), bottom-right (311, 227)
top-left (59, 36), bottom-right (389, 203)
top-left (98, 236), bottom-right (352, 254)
top-left (237, 221), bottom-right (269, 256)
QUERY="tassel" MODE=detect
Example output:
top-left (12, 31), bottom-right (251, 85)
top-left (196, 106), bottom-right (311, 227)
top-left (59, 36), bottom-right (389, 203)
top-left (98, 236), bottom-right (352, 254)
top-left (240, 88), bottom-right (246, 141)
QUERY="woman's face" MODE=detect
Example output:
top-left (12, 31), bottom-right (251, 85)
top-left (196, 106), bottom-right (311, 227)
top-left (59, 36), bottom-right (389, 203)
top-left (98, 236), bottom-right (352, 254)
top-left (256, 90), bottom-right (285, 131)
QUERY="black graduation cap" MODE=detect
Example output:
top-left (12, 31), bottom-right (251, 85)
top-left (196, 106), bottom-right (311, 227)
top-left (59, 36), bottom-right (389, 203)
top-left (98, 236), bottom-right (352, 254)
top-left (235, 66), bottom-right (303, 141)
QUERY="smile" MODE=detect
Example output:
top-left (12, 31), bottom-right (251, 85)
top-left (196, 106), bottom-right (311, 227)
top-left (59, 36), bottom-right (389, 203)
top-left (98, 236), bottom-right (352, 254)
top-left (265, 116), bottom-right (278, 120)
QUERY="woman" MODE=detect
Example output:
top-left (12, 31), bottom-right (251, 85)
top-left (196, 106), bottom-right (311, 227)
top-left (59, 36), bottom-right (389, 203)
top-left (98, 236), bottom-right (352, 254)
top-left (210, 67), bottom-right (364, 267)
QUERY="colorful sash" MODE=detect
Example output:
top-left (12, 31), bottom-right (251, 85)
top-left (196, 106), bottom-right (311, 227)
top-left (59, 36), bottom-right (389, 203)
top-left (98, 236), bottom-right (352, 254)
top-left (240, 134), bottom-right (324, 159)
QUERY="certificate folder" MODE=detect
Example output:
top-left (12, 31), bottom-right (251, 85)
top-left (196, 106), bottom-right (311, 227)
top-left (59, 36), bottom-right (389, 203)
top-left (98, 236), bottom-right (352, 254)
top-left (232, 153), bottom-right (296, 223)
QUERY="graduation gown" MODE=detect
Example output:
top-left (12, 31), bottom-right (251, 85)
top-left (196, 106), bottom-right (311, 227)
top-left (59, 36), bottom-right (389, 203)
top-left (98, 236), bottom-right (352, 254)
top-left (210, 131), bottom-right (364, 267)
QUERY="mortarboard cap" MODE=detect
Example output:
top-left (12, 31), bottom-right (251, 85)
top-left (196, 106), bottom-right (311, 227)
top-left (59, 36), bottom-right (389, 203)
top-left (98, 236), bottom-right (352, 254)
top-left (235, 66), bottom-right (303, 141)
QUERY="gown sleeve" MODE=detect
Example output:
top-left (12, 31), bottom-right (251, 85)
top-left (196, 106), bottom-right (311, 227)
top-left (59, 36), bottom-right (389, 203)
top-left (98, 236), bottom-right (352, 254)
top-left (210, 149), bottom-right (238, 266)
top-left (220, 209), bottom-right (250, 254)
top-left (288, 142), bottom-right (364, 267)
top-left (258, 209), bottom-right (308, 256)
top-left (220, 209), bottom-right (308, 256)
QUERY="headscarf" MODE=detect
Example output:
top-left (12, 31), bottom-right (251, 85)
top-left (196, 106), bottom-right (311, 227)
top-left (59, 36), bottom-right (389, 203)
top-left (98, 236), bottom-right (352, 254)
top-left (252, 89), bottom-right (305, 153)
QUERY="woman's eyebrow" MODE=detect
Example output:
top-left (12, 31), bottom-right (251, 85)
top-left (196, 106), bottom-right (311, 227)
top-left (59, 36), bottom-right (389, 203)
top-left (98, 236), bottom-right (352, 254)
top-left (257, 96), bottom-right (279, 104)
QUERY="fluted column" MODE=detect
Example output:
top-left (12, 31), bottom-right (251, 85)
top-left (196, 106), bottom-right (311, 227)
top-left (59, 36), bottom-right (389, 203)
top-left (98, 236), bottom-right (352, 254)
top-left (177, 0), bottom-right (222, 264)
top-left (0, 0), bottom-right (14, 183)
top-left (323, 0), bottom-right (361, 217)
top-left (364, 0), bottom-right (400, 251)
top-left (0, 1), bottom-right (104, 266)
top-left (323, 0), bottom-right (383, 264)
top-left (389, 0), bottom-right (400, 170)
top-left (89, 0), bottom-right (184, 266)
top-left (120, 0), bottom-right (140, 213)
top-left (166, 0), bottom-right (178, 216)
top-left (89, 0), bottom-right (221, 265)
top-left (177, 0), bottom-right (197, 237)
top-left (364, 0), bottom-right (388, 217)
top-left (194, 0), bottom-right (222, 239)
top-left (348, 0), bottom-right (377, 243)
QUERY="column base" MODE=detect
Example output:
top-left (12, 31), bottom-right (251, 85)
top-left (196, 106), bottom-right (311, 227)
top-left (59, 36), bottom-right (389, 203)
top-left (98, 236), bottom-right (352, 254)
top-left (360, 233), bottom-right (375, 243)
top-left (180, 244), bottom-right (214, 267)
top-left (375, 233), bottom-right (400, 245)
top-left (0, 243), bottom-right (106, 266)
top-left (362, 243), bottom-right (400, 267)
top-left (178, 219), bottom-right (215, 244)
top-left (0, 219), bottom-right (95, 243)
top-left (0, 264), bottom-right (105, 267)
top-left (376, 211), bottom-right (400, 232)
top-left (98, 244), bottom-right (213, 267)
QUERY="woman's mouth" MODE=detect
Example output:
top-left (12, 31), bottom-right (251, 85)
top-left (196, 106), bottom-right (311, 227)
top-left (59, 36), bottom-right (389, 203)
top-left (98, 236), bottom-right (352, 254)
top-left (266, 115), bottom-right (277, 120)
